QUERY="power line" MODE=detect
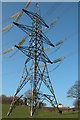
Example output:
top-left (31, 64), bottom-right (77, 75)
top-left (43, 3), bottom-right (62, 20)
top-left (44, 4), bottom-right (75, 34)
top-left (48, 50), bottom-right (77, 74)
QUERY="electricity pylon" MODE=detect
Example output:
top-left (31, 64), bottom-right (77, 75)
top-left (7, 3), bottom-right (61, 117)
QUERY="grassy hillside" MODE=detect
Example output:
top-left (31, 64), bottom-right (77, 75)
top-left (2, 104), bottom-right (78, 118)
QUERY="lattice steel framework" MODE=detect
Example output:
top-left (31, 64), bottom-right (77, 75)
top-left (7, 3), bottom-right (61, 117)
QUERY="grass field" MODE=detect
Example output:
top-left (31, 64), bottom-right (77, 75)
top-left (2, 104), bottom-right (79, 118)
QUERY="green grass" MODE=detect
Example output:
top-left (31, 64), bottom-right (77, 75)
top-left (2, 104), bottom-right (29, 118)
top-left (2, 104), bottom-right (79, 118)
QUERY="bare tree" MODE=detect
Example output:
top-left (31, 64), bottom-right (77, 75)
top-left (67, 81), bottom-right (80, 108)
top-left (24, 90), bottom-right (46, 108)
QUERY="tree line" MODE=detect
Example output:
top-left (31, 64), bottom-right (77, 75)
top-left (0, 94), bottom-right (46, 108)
top-left (0, 80), bottom-right (79, 108)
top-left (0, 94), bottom-right (25, 105)
top-left (67, 80), bottom-right (80, 108)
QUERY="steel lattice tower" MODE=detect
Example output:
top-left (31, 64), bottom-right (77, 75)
top-left (7, 3), bottom-right (61, 117)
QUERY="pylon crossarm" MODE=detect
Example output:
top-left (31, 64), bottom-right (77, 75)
top-left (41, 32), bottom-right (55, 47)
top-left (41, 51), bottom-right (53, 63)
top-left (22, 9), bottom-right (49, 28)
top-left (13, 22), bottom-right (54, 47)
top-left (15, 45), bottom-right (53, 64)
top-left (13, 22), bottom-right (33, 36)
top-left (15, 45), bottom-right (34, 59)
